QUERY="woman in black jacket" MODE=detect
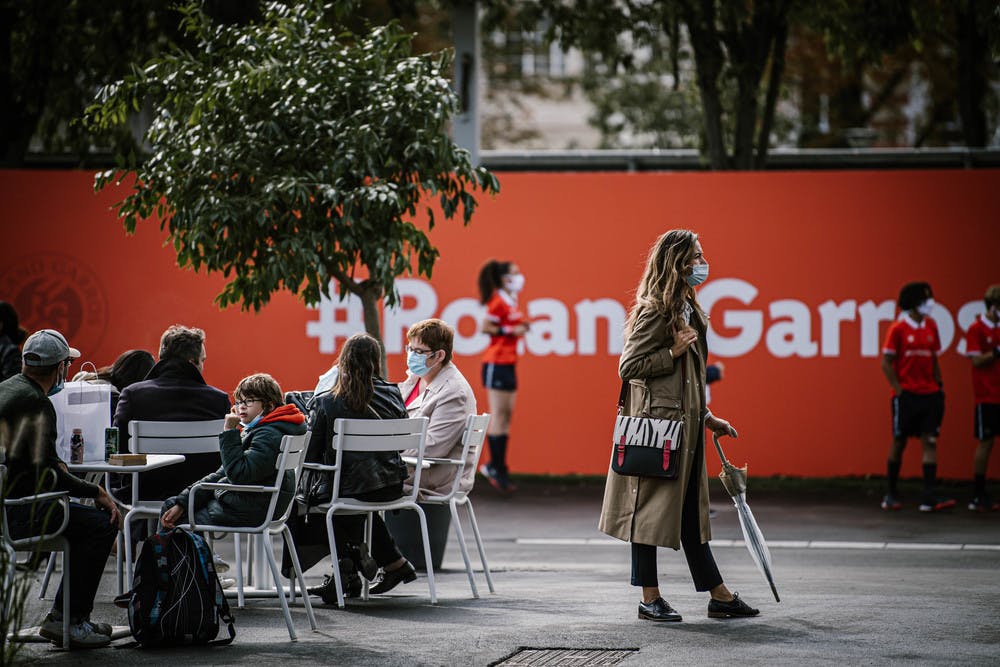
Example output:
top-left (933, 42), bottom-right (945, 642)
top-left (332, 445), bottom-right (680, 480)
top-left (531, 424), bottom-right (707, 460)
top-left (304, 333), bottom-right (417, 603)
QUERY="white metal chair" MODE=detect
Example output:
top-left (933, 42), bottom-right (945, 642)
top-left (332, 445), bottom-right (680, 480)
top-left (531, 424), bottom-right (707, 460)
top-left (122, 419), bottom-right (225, 588)
top-left (180, 432), bottom-right (316, 641)
top-left (1, 465), bottom-right (72, 649)
top-left (417, 413), bottom-right (495, 597)
top-left (301, 416), bottom-right (432, 608)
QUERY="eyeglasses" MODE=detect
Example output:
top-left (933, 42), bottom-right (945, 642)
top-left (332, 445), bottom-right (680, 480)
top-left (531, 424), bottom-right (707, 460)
top-left (405, 345), bottom-right (434, 355)
top-left (234, 398), bottom-right (260, 408)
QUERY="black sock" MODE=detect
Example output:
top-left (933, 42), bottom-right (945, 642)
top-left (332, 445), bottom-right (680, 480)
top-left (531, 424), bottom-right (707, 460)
top-left (974, 474), bottom-right (986, 497)
top-left (887, 460), bottom-right (901, 495)
top-left (922, 463), bottom-right (937, 494)
top-left (487, 434), bottom-right (509, 475)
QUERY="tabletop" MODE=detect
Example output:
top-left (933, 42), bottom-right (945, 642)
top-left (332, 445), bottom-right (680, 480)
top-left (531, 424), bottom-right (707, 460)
top-left (67, 453), bottom-right (186, 473)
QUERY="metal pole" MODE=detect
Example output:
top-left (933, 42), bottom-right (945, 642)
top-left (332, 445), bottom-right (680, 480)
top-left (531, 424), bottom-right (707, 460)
top-left (451, 1), bottom-right (480, 166)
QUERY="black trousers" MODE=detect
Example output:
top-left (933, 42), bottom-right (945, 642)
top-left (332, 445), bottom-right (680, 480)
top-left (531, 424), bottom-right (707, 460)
top-left (8, 501), bottom-right (117, 621)
top-left (630, 437), bottom-right (723, 592)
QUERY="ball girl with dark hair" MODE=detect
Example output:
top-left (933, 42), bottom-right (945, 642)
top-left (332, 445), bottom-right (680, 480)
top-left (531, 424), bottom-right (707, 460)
top-left (477, 259), bottom-right (529, 492)
top-left (880, 281), bottom-right (954, 512)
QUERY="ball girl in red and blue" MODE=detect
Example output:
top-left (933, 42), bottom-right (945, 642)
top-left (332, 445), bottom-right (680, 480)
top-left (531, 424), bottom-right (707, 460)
top-left (477, 259), bottom-right (530, 492)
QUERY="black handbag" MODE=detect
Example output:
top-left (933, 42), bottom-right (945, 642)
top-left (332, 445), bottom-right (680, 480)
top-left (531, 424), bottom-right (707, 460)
top-left (611, 381), bottom-right (683, 479)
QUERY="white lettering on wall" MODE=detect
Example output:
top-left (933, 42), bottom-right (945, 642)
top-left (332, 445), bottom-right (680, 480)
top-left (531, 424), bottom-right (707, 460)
top-left (766, 299), bottom-right (819, 358)
top-left (700, 278), bottom-right (764, 357)
top-left (304, 278), bottom-right (984, 360)
top-left (858, 300), bottom-right (896, 357)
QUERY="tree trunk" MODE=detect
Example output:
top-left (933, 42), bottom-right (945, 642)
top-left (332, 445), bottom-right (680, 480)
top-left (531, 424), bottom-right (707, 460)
top-left (360, 286), bottom-right (388, 377)
top-left (954, 0), bottom-right (988, 147)
top-left (681, 0), bottom-right (730, 170)
top-left (755, 18), bottom-right (788, 169)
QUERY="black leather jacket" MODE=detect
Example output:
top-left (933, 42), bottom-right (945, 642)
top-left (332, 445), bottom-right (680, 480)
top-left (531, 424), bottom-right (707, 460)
top-left (305, 377), bottom-right (408, 498)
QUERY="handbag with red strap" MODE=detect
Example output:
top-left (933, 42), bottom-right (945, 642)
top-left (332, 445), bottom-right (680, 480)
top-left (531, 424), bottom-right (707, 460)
top-left (611, 381), bottom-right (683, 479)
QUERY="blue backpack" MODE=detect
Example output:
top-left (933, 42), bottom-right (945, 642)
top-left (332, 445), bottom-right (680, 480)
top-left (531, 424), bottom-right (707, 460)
top-left (117, 528), bottom-right (235, 646)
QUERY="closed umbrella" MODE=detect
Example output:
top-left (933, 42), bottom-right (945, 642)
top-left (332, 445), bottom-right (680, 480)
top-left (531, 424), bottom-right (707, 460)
top-left (712, 434), bottom-right (780, 603)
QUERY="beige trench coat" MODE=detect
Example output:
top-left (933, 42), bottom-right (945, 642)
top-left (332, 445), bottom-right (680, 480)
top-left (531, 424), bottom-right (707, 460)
top-left (598, 300), bottom-right (711, 549)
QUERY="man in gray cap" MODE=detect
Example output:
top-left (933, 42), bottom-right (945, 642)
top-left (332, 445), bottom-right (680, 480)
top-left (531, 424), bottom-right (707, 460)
top-left (0, 329), bottom-right (121, 648)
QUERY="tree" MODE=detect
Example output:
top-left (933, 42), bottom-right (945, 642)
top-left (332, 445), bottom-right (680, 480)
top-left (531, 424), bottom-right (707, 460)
top-left (84, 0), bottom-right (499, 358)
top-left (485, 0), bottom-right (793, 169)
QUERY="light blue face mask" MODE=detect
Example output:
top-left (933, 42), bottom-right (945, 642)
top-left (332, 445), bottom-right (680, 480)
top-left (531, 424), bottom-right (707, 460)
top-left (686, 263), bottom-right (710, 287)
top-left (47, 363), bottom-right (67, 396)
top-left (406, 350), bottom-right (437, 377)
top-left (241, 413), bottom-right (263, 430)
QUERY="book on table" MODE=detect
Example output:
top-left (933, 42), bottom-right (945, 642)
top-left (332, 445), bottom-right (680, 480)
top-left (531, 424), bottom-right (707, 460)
top-left (108, 453), bottom-right (147, 466)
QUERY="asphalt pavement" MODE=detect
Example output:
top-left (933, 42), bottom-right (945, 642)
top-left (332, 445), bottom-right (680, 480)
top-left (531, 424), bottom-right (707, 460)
top-left (8, 476), bottom-right (1000, 666)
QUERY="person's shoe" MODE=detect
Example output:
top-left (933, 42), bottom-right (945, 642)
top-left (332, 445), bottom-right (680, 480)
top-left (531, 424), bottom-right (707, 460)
top-left (80, 616), bottom-right (112, 637)
top-left (480, 463), bottom-right (517, 493)
top-left (212, 553), bottom-right (231, 573)
top-left (219, 577), bottom-right (236, 590)
top-left (307, 569), bottom-right (362, 604)
top-left (638, 597), bottom-right (682, 622)
top-left (708, 592), bottom-right (760, 618)
top-left (348, 543), bottom-right (379, 581)
top-left (919, 494), bottom-right (957, 512)
top-left (39, 618), bottom-right (111, 648)
top-left (968, 495), bottom-right (1000, 512)
top-left (369, 560), bottom-right (417, 595)
top-left (881, 494), bottom-right (903, 511)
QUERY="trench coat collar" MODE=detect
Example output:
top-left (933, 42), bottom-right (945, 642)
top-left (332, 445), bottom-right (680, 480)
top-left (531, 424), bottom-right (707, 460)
top-left (398, 363), bottom-right (458, 412)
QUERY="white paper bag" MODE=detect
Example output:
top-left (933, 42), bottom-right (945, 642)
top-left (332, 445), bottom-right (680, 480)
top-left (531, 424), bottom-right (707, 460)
top-left (50, 380), bottom-right (112, 463)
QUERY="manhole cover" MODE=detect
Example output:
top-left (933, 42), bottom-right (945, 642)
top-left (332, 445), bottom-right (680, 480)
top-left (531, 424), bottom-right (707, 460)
top-left (496, 648), bottom-right (638, 666)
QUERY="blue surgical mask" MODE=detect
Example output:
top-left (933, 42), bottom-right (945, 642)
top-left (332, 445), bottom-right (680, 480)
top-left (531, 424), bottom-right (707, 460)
top-left (407, 350), bottom-right (437, 377)
top-left (241, 413), bottom-right (263, 430)
top-left (686, 263), bottom-right (710, 287)
top-left (47, 364), bottom-right (66, 396)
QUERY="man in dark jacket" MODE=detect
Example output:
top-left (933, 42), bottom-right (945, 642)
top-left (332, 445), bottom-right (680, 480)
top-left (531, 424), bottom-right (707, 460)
top-left (0, 329), bottom-right (120, 648)
top-left (112, 324), bottom-right (230, 502)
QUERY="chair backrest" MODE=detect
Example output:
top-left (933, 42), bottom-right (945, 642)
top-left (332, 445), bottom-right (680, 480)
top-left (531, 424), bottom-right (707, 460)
top-left (269, 432), bottom-right (310, 526)
top-left (330, 417), bottom-right (429, 504)
top-left (129, 419), bottom-right (226, 454)
top-left (443, 413), bottom-right (491, 499)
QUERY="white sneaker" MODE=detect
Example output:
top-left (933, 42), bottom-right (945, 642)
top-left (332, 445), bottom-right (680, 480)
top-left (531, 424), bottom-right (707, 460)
top-left (213, 553), bottom-right (231, 573)
top-left (219, 577), bottom-right (236, 590)
top-left (39, 618), bottom-right (111, 648)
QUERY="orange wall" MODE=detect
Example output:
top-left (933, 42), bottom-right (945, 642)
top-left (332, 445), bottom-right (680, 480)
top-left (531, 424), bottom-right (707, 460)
top-left (1, 169), bottom-right (998, 479)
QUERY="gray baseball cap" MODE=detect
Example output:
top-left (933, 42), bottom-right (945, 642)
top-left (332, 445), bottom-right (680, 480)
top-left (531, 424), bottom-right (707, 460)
top-left (22, 329), bottom-right (81, 367)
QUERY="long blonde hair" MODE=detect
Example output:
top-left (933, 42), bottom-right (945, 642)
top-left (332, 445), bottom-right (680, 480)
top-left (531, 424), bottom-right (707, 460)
top-left (626, 230), bottom-right (699, 335)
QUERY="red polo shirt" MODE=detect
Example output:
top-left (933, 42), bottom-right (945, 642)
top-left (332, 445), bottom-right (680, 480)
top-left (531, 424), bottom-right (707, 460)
top-left (882, 313), bottom-right (941, 395)
top-left (482, 290), bottom-right (525, 365)
top-left (965, 314), bottom-right (1000, 404)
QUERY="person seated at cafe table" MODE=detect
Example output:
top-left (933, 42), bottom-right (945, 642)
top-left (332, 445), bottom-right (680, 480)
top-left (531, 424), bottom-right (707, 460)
top-left (0, 329), bottom-right (121, 648)
top-left (160, 373), bottom-right (305, 531)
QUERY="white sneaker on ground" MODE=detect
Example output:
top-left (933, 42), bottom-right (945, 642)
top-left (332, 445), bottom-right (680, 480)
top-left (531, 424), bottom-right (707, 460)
top-left (213, 553), bottom-right (231, 573)
top-left (38, 618), bottom-right (111, 648)
top-left (219, 577), bottom-right (236, 590)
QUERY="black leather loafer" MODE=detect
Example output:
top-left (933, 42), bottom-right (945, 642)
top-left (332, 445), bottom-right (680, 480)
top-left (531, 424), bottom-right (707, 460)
top-left (638, 597), bottom-right (682, 622)
top-left (369, 560), bottom-right (417, 595)
top-left (707, 592), bottom-right (759, 618)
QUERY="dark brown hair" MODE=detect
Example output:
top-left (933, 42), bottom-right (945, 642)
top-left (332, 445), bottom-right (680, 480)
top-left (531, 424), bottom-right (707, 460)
top-left (333, 333), bottom-right (382, 413)
top-left (159, 324), bottom-right (205, 364)
top-left (478, 259), bottom-right (513, 305)
top-left (407, 318), bottom-right (455, 365)
top-left (234, 373), bottom-right (283, 415)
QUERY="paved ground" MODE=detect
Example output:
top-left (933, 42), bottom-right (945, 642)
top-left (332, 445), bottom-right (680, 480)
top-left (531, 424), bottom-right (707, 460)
top-left (7, 477), bottom-right (1000, 665)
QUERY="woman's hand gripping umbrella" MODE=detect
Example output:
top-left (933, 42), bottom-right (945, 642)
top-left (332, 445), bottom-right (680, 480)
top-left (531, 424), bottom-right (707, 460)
top-left (712, 433), bottom-right (781, 603)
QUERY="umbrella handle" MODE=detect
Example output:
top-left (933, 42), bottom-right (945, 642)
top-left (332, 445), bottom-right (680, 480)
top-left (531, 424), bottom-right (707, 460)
top-left (712, 433), bottom-right (731, 467)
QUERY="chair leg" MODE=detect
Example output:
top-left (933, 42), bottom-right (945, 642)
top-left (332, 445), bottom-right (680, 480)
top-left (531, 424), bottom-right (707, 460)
top-left (263, 538), bottom-right (296, 641)
top-left (234, 534), bottom-right (245, 609)
top-left (281, 525), bottom-right (316, 631)
top-left (464, 498), bottom-right (495, 594)
top-left (123, 512), bottom-right (136, 592)
top-left (325, 510), bottom-right (345, 608)
top-left (246, 534), bottom-right (255, 587)
top-left (361, 513), bottom-right (373, 601)
top-left (115, 533), bottom-right (124, 595)
top-left (61, 543), bottom-right (70, 651)
top-left (448, 500), bottom-right (479, 598)
top-left (411, 505), bottom-right (437, 604)
top-left (39, 551), bottom-right (57, 599)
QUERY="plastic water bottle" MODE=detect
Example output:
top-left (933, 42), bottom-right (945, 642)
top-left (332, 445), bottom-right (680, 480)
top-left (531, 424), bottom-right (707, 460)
top-left (70, 429), bottom-right (84, 464)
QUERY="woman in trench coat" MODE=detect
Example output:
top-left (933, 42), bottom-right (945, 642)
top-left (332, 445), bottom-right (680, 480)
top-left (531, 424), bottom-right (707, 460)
top-left (598, 229), bottom-right (760, 622)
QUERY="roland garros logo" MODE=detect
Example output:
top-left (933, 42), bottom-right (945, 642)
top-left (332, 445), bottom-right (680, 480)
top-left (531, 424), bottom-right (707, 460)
top-left (0, 253), bottom-right (108, 357)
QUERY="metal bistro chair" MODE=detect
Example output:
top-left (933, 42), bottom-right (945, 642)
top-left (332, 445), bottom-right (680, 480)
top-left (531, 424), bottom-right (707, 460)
top-left (122, 419), bottom-right (226, 588)
top-left (181, 432), bottom-right (316, 641)
top-left (301, 416), bottom-right (431, 609)
top-left (1, 465), bottom-right (72, 649)
top-left (417, 413), bottom-right (495, 597)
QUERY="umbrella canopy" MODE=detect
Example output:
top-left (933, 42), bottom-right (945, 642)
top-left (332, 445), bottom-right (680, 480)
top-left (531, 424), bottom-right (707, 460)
top-left (712, 434), bottom-right (780, 603)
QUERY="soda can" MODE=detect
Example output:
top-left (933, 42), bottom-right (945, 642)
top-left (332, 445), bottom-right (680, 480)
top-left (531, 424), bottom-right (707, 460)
top-left (105, 426), bottom-right (119, 460)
